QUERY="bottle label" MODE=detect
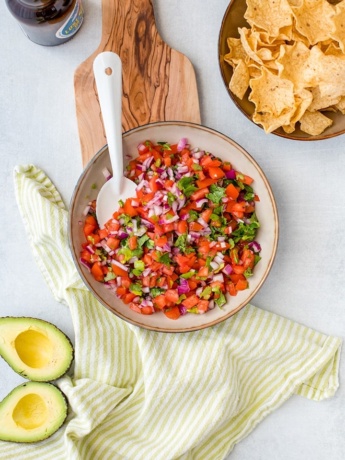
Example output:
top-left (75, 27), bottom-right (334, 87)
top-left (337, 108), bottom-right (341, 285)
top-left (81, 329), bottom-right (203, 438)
top-left (56, 0), bottom-right (84, 39)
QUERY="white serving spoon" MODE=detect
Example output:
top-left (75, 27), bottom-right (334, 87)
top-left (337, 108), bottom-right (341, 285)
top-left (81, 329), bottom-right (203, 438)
top-left (93, 51), bottom-right (137, 228)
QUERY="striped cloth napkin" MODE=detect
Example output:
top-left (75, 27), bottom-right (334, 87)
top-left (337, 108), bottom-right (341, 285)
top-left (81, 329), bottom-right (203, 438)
top-left (1, 164), bottom-right (341, 460)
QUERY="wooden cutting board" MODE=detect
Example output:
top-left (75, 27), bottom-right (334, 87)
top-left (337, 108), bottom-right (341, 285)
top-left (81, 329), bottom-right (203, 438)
top-left (74, 0), bottom-right (201, 166)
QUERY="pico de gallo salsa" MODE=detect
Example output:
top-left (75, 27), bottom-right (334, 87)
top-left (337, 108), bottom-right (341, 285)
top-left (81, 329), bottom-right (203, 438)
top-left (80, 138), bottom-right (261, 320)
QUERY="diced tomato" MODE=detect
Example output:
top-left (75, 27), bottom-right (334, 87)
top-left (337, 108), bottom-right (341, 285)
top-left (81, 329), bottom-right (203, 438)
top-left (153, 295), bottom-right (167, 310)
top-left (225, 183), bottom-right (240, 200)
top-left (91, 262), bottom-right (104, 282)
top-left (196, 177), bottom-right (217, 188)
top-left (208, 167), bottom-right (225, 180)
top-left (123, 198), bottom-right (138, 217)
top-left (190, 188), bottom-right (209, 201)
top-left (182, 294), bottom-right (199, 309)
top-left (141, 306), bottom-right (154, 315)
top-left (164, 306), bottom-right (181, 320)
top-left (241, 249), bottom-right (255, 269)
top-left (165, 289), bottom-right (179, 303)
top-left (111, 263), bottom-right (128, 278)
top-left (236, 279), bottom-right (248, 290)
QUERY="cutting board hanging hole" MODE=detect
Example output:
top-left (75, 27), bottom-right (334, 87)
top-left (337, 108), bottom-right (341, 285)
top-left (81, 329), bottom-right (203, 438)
top-left (105, 67), bottom-right (112, 76)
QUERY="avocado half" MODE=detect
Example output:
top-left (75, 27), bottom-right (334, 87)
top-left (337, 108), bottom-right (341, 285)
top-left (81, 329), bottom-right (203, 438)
top-left (0, 381), bottom-right (68, 443)
top-left (0, 317), bottom-right (74, 382)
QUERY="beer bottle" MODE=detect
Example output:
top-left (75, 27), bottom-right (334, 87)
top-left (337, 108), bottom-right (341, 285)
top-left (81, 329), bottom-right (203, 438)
top-left (5, 0), bottom-right (84, 46)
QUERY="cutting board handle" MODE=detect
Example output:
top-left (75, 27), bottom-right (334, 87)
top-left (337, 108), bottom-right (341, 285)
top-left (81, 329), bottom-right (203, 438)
top-left (75, 0), bottom-right (200, 166)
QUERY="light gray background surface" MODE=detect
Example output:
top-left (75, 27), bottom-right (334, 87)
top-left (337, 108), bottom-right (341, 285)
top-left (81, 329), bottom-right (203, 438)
top-left (1, 0), bottom-right (344, 459)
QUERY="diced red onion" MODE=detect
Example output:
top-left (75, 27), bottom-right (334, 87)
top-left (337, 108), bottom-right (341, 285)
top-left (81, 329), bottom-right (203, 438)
top-left (159, 214), bottom-right (179, 224)
top-left (222, 264), bottom-right (233, 276)
top-left (141, 219), bottom-right (154, 230)
top-left (214, 255), bottom-right (224, 265)
top-left (177, 137), bottom-right (188, 152)
top-left (195, 199), bottom-right (208, 209)
top-left (225, 169), bottom-right (236, 180)
top-left (179, 305), bottom-right (188, 315)
top-left (177, 279), bottom-right (190, 295)
top-left (142, 155), bottom-right (154, 169)
top-left (80, 258), bottom-right (91, 271)
top-left (142, 287), bottom-right (150, 294)
top-left (112, 260), bottom-right (129, 272)
top-left (83, 205), bottom-right (91, 216)
top-left (208, 300), bottom-right (215, 310)
top-left (118, 231), bottom-right (129, 240)
top-left (142, 268), bottom-right (151, 277)
top-left (197, 217), bottom-right (208, 228)
top-left (100, 241), bottom-right (112, 252)
top-left (213, 273), bottom-right (224, 283)
top-left (102, 167), bottom-right (112, 181)
top-left (192, 150), bottom-right (204, 159)
top-left (85, 245), bottom-right (95, 254)
top-left (248, 241), bottom-right (262, 253)
top-left (136, 179), bottom-right (148, 192)
top-left (210, 261), bottom-right (219, 271)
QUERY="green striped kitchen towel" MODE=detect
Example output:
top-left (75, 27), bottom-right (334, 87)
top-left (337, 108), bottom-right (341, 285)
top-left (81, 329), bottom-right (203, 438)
top-left (1, 164), bottom-right (341, 460)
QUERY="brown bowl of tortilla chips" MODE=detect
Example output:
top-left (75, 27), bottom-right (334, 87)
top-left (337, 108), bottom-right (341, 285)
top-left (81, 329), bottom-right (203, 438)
top-left (218, 0), bottom-right (345, 140)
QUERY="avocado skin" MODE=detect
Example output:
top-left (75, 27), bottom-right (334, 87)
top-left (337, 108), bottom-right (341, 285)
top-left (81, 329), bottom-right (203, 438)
top-left (0, 316), bottom-right (74, 382)
top-left (0, 382), bottom-right (68, 443)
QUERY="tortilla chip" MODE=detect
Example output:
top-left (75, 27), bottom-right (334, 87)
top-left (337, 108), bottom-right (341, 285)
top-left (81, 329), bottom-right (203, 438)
top-left (331, 1), bottom-right (345, 53)
top-left (253, 108), bottom-right (295, 133)
top-left (299, 110), bottom-right (333, 135)
top-left (282, 88), bottom-right (312, 132)
top-left (224, 38), bottom-right (248, 67)
top-left (276, 41), bottom-right (311, 91)
top-left (308, 86), bottom-right (341, 112)
top-left (249, 67), bottom-right (295, 116)
top-left (238, 27), bottom-right (264, 65)
top-left (245, 0), bottom-right (293, 36)
top-left (335, 97), bottom-right (345, 114)
top-left (291, 0), bottom-right (336, 45)
top-left (308, 46), bottom-right (345, 99)
top-left (230, 60), bottom-right (250, 99)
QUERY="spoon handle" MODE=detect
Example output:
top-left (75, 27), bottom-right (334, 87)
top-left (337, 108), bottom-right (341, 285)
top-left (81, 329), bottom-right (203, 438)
top-left (93, 52), bottom-right (123, 194)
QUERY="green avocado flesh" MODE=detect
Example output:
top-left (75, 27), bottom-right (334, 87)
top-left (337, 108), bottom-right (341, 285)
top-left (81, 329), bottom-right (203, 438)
top-left (0, 317), bottom-right (74, 382)
top-left (0, 382), bottom-right (68, 443)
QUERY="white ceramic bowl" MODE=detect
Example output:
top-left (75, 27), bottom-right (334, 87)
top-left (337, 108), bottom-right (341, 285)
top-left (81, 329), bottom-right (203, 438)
top-left (69, 121), bottom-right (279, 332)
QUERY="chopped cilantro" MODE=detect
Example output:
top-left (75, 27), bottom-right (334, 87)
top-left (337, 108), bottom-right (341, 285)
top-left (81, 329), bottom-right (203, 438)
top-left (104, 271), bottom-right (116, 282)
top-left (177, 176), bottom-right (198, 198)
top-left (200, 286), bottom-right (212, 299)
top-left (192, 163), bottom-right (202, 171)
top-left (175, 234), bottom-right (187, 251)
top-left (231, 213), bottom-right (260, 242)
top-left (206, 184), bottom-right (225, 204)
top-left (167, 192), bottom-right (176, 206)
top-left (150, 287), bottom-right (165, 298)
top-left (129, 283), bottom-right (143, 296)
top-left (157, 141), bottom-right (171, 151)
top-left (180, 270), bottom-right (196, 279)
top-left (138, 234), bottom-right (149, 247)
top-left (118, 214), bottom-right (132, 226)
top-left (159, 252), bottom-right (171, 266)
top-left (187, 210), bottom-right (199, 222)
top-left (244, 268), bottom-right (253, 278)
top-left (177, 294), bottom-right (187, 304)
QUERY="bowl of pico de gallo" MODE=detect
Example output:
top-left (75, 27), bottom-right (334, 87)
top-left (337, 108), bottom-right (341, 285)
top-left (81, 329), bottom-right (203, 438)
top-left (69, 121), bottom-right (278, 332)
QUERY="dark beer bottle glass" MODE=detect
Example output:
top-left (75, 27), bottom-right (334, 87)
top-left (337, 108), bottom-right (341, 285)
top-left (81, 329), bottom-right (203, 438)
top-left (5, 0), bottom-right (84, 46)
